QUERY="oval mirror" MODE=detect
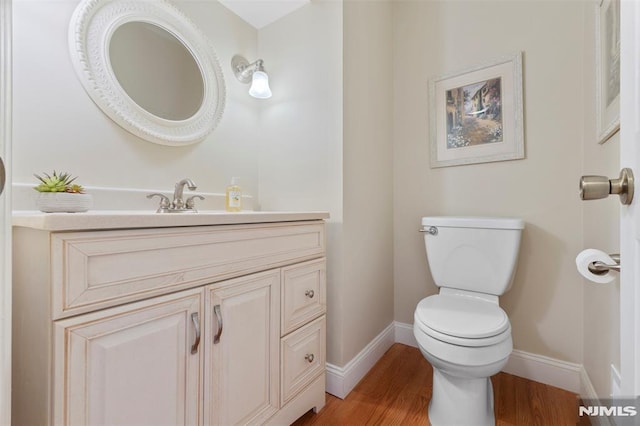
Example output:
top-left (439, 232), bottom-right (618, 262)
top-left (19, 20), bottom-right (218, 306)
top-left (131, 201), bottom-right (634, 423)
top-left (109, 21), bottom-right (204, 121)
top-left (69, 0), bottom-right (225, 146)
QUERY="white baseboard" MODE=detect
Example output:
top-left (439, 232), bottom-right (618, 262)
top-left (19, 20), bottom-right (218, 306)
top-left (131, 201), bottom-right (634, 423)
top-left (610, 364), bottom-right (621, 399)
top-left (393, 321), bottom-right (417, 347)
top-left (502, 349), bottom-right (582, 394)
top-left (327, 321), bottom-right (587, 399)
top-left (580, 366), bottom-right (612, 426)
top-left (325, 322), bottom-right (395, 399)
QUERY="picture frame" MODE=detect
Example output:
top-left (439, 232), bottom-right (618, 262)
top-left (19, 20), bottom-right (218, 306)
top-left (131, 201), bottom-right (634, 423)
top-left (595, 0), bottom-right (620, 144)
top-left (429, 52), bottom-right (524, 168)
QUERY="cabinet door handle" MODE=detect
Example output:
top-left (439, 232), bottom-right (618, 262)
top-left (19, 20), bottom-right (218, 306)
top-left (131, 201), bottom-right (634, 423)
top-left (305, 353), bottom-right (315, 363)
top-left (213, 304), bottom-right (223, 344)
top-left (190, 312), bottom-right (201, 354)
top-left (305, 289), bottom-right (315, 299)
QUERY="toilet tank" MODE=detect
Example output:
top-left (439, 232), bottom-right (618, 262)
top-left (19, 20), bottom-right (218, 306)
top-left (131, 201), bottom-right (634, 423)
top-left (421, 216), bottom-right (524, 296)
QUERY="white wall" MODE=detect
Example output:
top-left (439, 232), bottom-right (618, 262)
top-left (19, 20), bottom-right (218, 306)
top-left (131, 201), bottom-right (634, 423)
top-left (393, 0), bottom-right (586, 364)
top-left (259, 1), bottom-right (393, 366)
top-left (12, 0), bottom-right (260, 209)
top-left (256, 0), bottom-right (344, 365)
top-left (257, 0), bottom-right (342, 216)
top-left (258, 0), bottom-right (395, 367)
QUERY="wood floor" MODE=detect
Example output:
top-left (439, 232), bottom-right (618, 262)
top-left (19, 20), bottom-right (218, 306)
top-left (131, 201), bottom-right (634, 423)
top-left (293, 344), bottom-right (584, 426)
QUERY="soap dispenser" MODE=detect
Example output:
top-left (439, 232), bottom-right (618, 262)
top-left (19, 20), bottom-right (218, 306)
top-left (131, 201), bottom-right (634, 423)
top-left (225, 177), bottom-right (242, 212)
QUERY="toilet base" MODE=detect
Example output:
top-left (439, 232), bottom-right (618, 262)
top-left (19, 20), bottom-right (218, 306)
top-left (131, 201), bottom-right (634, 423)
top-left (428, 368), bottom-right (495, 426)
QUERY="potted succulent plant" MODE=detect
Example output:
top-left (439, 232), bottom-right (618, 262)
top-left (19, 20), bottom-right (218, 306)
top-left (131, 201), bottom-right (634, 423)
top-left (34, 171), bottom-right (92, 213)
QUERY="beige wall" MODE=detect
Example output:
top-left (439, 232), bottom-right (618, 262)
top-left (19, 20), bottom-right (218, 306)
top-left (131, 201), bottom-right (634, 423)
top-left (342, 0), bottom-right (394, 365)
top-left (581, 2), bottom-right (621, 398)
top-left (393, 0), bottom-right (586, 364)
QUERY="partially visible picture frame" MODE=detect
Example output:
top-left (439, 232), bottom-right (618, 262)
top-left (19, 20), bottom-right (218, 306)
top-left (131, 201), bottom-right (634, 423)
top-left (429, 52), bottom-right (524, 168)
top-left (596, 0), bottom-right (620, 144)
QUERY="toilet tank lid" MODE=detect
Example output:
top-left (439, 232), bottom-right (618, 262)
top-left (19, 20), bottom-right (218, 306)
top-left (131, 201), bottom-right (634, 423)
top-left (421, 216), bottom-right (524, 230)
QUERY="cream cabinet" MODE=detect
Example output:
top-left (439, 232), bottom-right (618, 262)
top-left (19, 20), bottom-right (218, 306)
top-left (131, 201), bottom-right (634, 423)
top-left (53, 289), bottom-right (203, 426)
top-left (12, 216), bottom-right (327, 426)
top-left (204, 271), bottom-right (280, 425)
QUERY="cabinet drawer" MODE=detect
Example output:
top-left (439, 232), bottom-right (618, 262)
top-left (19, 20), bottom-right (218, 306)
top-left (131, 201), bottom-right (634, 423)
top-left (281, 316), bottom-right (326, 404)
top-left (51, 221), bottom-right (325, 319)
top-left (281, 259), bottom-right (326, 336)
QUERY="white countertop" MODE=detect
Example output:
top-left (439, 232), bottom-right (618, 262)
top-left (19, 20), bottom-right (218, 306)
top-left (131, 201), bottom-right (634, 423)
top-left (12, 210), bottom-right (330, 231)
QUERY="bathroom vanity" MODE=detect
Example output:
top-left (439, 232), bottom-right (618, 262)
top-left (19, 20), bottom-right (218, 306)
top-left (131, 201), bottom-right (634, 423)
top-left (12, 211), bottom-right (328, 425)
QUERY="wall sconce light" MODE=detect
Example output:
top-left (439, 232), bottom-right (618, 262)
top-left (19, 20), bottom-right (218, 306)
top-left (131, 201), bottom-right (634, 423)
top-left (231, 55), bottom-right (272, 99)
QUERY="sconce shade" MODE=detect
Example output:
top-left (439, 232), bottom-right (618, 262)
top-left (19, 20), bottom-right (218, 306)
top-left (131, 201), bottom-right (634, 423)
top-left (232, 55), bottom-right (272, 99)
top-left (249, 71), bottom-right (272, 99)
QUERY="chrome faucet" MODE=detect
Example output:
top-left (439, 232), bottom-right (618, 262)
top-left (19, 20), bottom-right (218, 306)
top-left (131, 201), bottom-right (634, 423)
top-left (172, 178), bottom-right (197, 209)
top-left (147, 178), bottom-right (203, 213)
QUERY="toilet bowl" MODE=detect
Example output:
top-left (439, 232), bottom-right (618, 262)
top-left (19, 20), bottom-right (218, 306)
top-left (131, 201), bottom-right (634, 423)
top-left (414, 217), bottom-right (524, 426)
top-left (414, 291), bottom-right (513, 425)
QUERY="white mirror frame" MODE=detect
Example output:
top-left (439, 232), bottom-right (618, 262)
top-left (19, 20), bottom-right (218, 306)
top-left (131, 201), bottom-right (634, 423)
top-left (69, 0), bottom-right (225, 146)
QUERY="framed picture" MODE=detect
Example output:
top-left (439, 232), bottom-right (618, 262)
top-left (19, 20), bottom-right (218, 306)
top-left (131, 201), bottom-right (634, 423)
top-left (596, 0), bottom-right (620, 144)
top-left (429, 52), bottom-right (524, 168)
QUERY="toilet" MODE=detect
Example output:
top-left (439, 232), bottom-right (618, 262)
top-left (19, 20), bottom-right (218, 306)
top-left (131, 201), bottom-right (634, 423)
top-left (413, 216), bottom-right (524, 426)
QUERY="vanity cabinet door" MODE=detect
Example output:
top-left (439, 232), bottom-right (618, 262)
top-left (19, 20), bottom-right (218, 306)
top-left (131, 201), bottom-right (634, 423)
top-left (53, 288), bottom-right (203, 426)
top-left (204, 270), bottom-right (280, 425)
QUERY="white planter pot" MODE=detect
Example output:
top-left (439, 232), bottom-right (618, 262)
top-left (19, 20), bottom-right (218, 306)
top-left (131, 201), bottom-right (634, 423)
top-left (36, 192), bottom-right (92, 213)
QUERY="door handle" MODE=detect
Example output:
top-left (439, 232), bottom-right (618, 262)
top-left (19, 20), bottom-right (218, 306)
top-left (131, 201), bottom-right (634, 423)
top-left (579, 168), bottom-right (634, 205)
top-left (0, 156), bottom-right (5, 196)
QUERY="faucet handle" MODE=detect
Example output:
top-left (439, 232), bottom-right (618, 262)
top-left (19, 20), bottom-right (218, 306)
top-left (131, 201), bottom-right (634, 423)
top-left (185, 195), bottom-right (205, 211)
top-left (147, 193), bottom-right (171, 213)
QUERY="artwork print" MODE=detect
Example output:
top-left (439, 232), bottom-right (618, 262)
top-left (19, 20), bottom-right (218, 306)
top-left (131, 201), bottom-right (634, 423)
top-left (429, 52), bottom-right (524, 168)
top-left (445, 77), bottom-right (503, 149)
top-left (604, 0), bottom-right (620, 108)
top-left (596, 0), bottom-right (620, 144)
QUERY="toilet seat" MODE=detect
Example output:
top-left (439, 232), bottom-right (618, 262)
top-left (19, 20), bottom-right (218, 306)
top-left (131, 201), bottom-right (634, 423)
top-left (415, 294), bottom-right (510, 347)
top-left (413, 294), bottom-right (513, 369)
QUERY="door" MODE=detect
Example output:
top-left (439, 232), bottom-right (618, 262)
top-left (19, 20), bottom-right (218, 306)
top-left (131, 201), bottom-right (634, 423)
top-left (54, 289), bottom-right (203, 426)
top-left (620, 0), bottom-right (640, 397)
top-left (204, 270), bottom-right (280, 426)
top-left (0, 0), bottom-right (11, 424)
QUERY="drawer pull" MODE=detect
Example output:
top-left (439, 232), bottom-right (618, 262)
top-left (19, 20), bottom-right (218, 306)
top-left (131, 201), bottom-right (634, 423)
top-left (190, 312), bottom-right (201, 354)
top-left (305, 290), bottom-right (315, 299)
top-left (213, 304), bottom-right (223, 344)
top-left (305, 353), bottom-right (315, 363)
